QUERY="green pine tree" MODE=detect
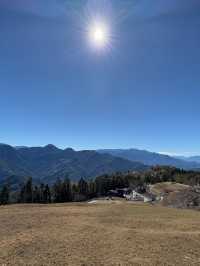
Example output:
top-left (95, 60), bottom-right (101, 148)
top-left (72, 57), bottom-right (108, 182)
top-left (0, 185), bottom-right (9, 205)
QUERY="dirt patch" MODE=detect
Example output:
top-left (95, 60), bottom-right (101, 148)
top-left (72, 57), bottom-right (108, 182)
top-left (162, 188), bottom-right (200, 209)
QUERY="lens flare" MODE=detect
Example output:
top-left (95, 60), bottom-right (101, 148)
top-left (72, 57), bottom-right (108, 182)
top-left (64, 0), bottom-right (137, 56)
top-left (65, 0), bottom-right (131, 55)
top-left (88, 21), bottom-right (110, 49)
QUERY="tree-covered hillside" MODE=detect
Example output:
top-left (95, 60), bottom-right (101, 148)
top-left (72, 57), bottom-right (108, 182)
top-left (0, 144), bottom-right (147, 184)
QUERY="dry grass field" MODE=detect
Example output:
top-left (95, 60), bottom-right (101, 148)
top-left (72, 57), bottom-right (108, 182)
top-left (149, 182), bottom-right (190, 196)
top-left (0, 201), bottom-right (200, 266)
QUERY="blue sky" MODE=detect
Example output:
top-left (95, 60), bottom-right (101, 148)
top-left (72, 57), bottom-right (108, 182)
top-left (0, 0), bottom-right (200, 155)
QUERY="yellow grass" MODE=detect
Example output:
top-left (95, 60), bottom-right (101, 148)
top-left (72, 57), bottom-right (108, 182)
top-left (150, 182), bottom-right (190, 196)
top-left (0, 202), bottom-right (200, 265)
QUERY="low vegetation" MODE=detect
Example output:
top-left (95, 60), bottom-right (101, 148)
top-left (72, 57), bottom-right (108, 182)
top-left (1, 202), bottom-right (200, 265)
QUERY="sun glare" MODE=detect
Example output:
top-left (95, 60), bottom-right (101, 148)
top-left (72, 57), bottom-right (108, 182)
top-left (78, 0), bottom-right (117, 54)
top-left (88, 22), bottom-right (109, 49)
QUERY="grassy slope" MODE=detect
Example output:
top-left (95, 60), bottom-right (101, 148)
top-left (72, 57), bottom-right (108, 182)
top-left (150, 182), bottom-right (190, 196)
top-left (0, 202), bottom-right (200, 265)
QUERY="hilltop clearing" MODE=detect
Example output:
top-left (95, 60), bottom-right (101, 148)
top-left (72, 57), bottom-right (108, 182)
top-left (150, 182), bottom-right (200, 210)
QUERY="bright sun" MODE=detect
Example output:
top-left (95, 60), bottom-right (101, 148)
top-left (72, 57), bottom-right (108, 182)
top-left (88, 22), bottom-right (109, 49)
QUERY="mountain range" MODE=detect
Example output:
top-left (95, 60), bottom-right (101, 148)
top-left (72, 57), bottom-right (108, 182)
top-left (174, 156), bottom-right (200, 164)
top-left (0, 144), bottom-right (147, 185)
top-left (97, 149), bottom-right (200, 169)
top-left (1, 144), bottom-right (200, 187)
